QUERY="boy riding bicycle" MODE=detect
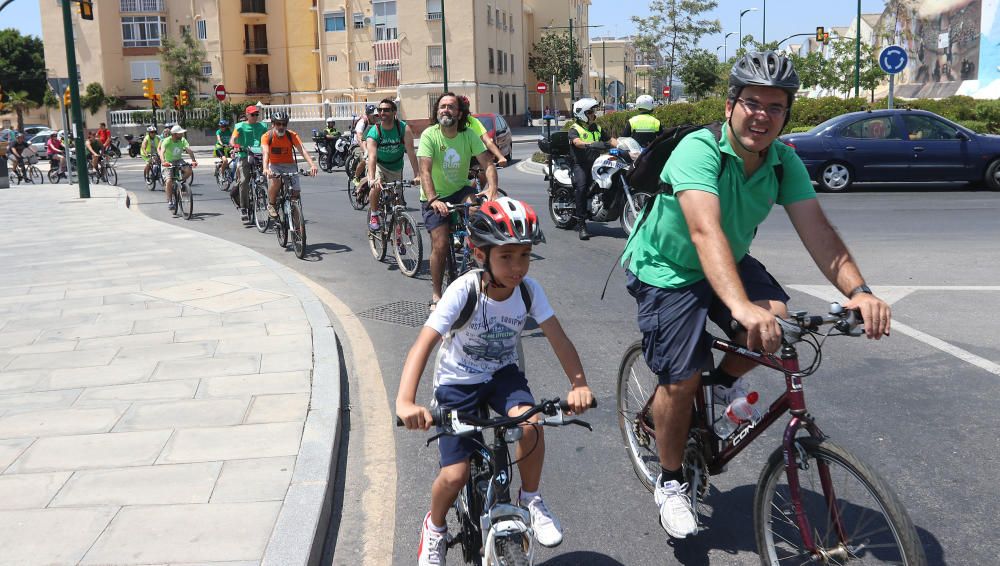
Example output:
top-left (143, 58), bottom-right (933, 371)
top-left (396, 197), bottom-right (594, 566)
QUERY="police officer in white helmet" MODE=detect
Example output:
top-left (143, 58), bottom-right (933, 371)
top-left (567, 98), bottom-right (617, 240)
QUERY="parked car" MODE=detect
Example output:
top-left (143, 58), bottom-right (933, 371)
top-left (22, 125), bottom-right (51, 136)
top-left (472, 113), bottom-right (513, 162)
top-left (28, 132), bottom-right (52, 158)
top-left (780, 109), bottom-right (1000, 192)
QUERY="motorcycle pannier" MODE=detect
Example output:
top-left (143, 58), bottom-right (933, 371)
top-left (537, 131), bottom-right (570, 156)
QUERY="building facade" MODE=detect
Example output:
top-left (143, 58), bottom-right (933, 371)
top-left (521, 0), bottom-right (591, 115)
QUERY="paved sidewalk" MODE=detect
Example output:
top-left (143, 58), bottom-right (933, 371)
top-left (0, 185), bottom-right (340, 565)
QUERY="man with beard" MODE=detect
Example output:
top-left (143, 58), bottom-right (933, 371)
top-left (261, 111), bottom-right (318, 218)
top-left (417, 92), bottom-right (499, 311)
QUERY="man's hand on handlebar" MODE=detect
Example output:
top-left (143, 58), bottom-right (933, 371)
top-left (430, 199), bottom-right (449, 216)
top-left (732, 302), bottom-right (782, 354)
top-left (844, 293), bottom-right (891, 339)
top-left (396, 401), bottom-right (434, 431)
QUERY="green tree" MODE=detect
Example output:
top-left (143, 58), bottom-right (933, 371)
top-left (678, 49), bottom-right (722, 100)
top-left (527, 33), bottom-right (582, 96)
top-left (789, 51), bottom-right (826, 91)
top-left (80, 82), bottom-right (106, 116)
top-left (5, 90), bottom-right (39, 132)
top-left (0, 30), bottom-right (46, 107)
top-left (632, 0), bottom-right (721, 103)
top-left (160, 29), bottom-right (208, 94)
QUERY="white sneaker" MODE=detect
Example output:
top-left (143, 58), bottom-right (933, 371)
top-left (418, 512), bottom-right (447, 566)
top-left (654, 477), bottom-right (698, 539)
top-left (713, 376), bottom-right (748, 407)
top-left (521, 492), bottom-right (563, 547)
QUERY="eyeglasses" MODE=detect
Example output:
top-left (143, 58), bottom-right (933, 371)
top-left (249, 113), bottom-right (260, 117)
top-left (378, 107), bottom-right (395, 113)
top-left (737, 98), bottom-right (788, 119)
top-left (272, 122), bottom-right (288, 127)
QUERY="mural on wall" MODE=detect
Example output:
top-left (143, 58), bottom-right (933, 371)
top-left (967, 0), bottom-right (1000, 96)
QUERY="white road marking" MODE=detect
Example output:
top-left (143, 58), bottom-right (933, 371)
top-left (790, 284), bottom-right (1000, 377)
top-left (515, 159), bottom-right (547, 176)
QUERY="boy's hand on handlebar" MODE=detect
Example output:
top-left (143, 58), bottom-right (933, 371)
top-left (564, 386), bottom-right (594, 415)
top-left (396, 401), bottom-right (434, 430)
top-left (732, 302), bottom-right (782, 353)
top-left (844, 293), bottom-right (891, 339)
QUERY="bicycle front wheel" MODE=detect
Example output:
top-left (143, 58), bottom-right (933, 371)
top-left (253, 185), bottom-right (270, 233)
top-left (368, 222), bottom-right (387, 261)
top-left (103, 165), bottom-right (118, 186)
top-left (290, 199), bottom-right (307, 259)
top-left (347, 178), bottom-right (367, 211)
top-left (47, 167), bottom-right (60, 184)
top-left (392, 212), bottom-right (423, 277)
top-left (180, 182), bottom-right (193, 219)
top-left (754, 437), bottom-right (926, 566)
top-left (617, 340), bottom-right (661, 493)
top-left (27, 166), bottom-right (43, 184)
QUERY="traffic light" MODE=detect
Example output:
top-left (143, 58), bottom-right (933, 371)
top-left (173, 95), bottom-right (180, 109)
top-left (142, 78), bottom-right (154, 99)
top-left (179, 89), bottom-right (189, 106)
top-left (152, 94), bottom-right (162, 108)
top-left (78, 0), bottom-right (94, 20)
top-left (64, 86), bottom-right (71, 106)
top-left (816, 26), bottom-right (825, 43)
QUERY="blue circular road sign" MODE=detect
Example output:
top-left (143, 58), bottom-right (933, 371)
top-left (879, 45), bottom-right (908, 74)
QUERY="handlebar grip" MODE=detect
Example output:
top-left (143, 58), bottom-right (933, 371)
top-left (559, 398), bottom-right (598, 412)
top-left (395, 407), bottom-right (446, 427)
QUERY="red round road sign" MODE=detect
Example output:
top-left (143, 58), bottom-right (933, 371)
top-left (662, 85), bottom-right (671, 97)
top-left (214, 84), bottom-right (227, 101)
top-left (536, 82), bottom-right (548, 94)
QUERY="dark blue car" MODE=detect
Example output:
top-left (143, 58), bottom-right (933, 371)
top-left (779, 109), bottom-right (1000, 192)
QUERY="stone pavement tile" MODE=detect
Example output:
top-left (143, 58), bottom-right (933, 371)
top-left (0, 406), bottom-right (125, 439)
top-left (158, 422), bottom-right (303, 464)
top-left (8, 430), bottom-right (172, 473)
top-left (0, 389), bottom-right (82, 414)
top-left (35, 320), bottom-right (135, 343)
top-left (64, 283), bottom-right (143, 299)
top-left (23, 296), bottom-right (105, 313)
top-left (260, 351), bottom-right (313, 373)
top-left (261, 296), bottom-right (306, 311)
top-left (76, 379), bottom-right (198, 403)
top-left (197, 371), bottom-right (311, 398)
top-left (80, 502), bottom-right (280, 565)
top-left (0, 507), bottom-right (118, 565)
top-left (184, 289), bottom-right (291, 314)
top-left (0, 312), bottom-right (99, 332)
top-left (114, 340), bottom-right (216, 364)
top-left (102, 292), bottom-right (157, 305)
top-left (0, 330), bottom-right (40, 349)
top-left (134, 314), bottom-right (222, 333)
top-left (0, 438), bottom-right (33, 471)
top-left (151, 354), bottom-right (259, 382)
top-left (77, 330), bottom-right (175, 351)
top-left (50, 462), bottom-right (222, 507)
top-left (3, 340), bottom-right (77, 355)
top-left (216, 334), bottom-right (311, 355)
top-left (114, 398), bottom-right (250, 432)
top-left (0, 370), bottom-right (49, 394)
top-left (174, 323), bottom-right (267, 343)
top-left (265, 320), bottom-right (312, 336)
top-left (222, 307), bottom-right (307, 325)
top-left (144, 280), bottom-right (245, 302)
top-left (244, 393), bottom-right (309, 424)
top-left (0, 471), bottom-right (72, 509)
top-left (48, 360), bottom-right (158, 390)
top-left (0, 291), bottom-right (65, 308)
top-left (97, 305), bottom-right (184, 322)
top-left (6, 348), bottom-right (118, 371)
top-left (210, 456), bottom-right (295, 503)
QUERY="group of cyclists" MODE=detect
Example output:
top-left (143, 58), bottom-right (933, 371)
top-left (5, 122), bottom-right (121, 183)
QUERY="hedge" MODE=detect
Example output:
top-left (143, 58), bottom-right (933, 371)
top-left (596, 95), bottom-right (1000, 135)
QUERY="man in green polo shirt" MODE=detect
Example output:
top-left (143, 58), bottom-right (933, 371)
top-left (229, 105), bottom-right (268, 222)
top-left (418, 92), bottom-right (498, 309)
top-left (621, 51), bottom-right (892, 540)
top-left (365, 98), bottom-right (419, 231)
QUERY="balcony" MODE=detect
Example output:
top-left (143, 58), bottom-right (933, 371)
top-left (246, 80), bottom-right (270, 94)
top-left (120, 0), bottom-right (165, 12)
top-left (241, 0), bottom-right (266, 15)
top-left (244, 43), bottom-right (269, 56)
top-left (426, 11), bottom-right (442, 21)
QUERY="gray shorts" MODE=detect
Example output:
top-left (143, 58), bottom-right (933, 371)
top-left (270, 163), bottom-right (300, 190)
top-left (625, 254), bottom-right (790, 385)
top-left (420, 186), bottom-right (478, 232)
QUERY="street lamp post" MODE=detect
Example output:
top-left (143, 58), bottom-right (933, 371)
top-left (542, 22), bottom-right (603, 107)
top-left (854, 0), bottom-right (861, 97)
top-left (441, 0), bottom-right (448, 92)
top-left (724, 32), bottom-right (734, 61)
top-left (762, 0), bottom-right (766, 45)
top-left (739, 7), bottom-right (758, 52)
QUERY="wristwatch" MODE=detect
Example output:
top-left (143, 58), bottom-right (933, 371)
top-left (849, 284), bottom-right (873, 298)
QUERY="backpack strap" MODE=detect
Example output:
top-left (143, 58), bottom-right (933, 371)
top-left (449, 271), bottom-right (533, 333)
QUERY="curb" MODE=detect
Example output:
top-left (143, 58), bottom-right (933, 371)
top-left (515, 159), bottom-right (547, 177)
top-left (124, 188), bottom-right (342, 566)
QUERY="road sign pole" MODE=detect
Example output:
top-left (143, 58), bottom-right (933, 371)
top-left (61, 0), bottom-right (90, 198)
top-left (888, 73), bottom-right (895, 110)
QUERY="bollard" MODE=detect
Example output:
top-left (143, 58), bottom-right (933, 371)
top-left (0, 157), bottom-right (9, 189)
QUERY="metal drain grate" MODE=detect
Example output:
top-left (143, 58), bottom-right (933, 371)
top-left (356, 300), bottom-right (429, 327)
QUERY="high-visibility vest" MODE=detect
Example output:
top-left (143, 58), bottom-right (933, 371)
top-left (571, 122), bottom-right (602, 143)
top-left (628, 113), bottom-right (661, 133)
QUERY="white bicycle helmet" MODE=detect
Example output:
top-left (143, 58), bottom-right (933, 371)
top-left (572, 98), bottom-right (600, 122)
top-left (635, 95), bottom-right (655, 111)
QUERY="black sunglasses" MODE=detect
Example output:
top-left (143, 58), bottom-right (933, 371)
top-left (249, 113), bottom-right (260, 117)
top-left (378, 107), bottom-right (395, 112)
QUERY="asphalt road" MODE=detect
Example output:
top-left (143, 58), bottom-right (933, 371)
top-left (110, 146), bottom-right (1000, 565)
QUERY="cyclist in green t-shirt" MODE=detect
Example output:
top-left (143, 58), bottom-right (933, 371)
top-left (158, 125), bottom-right (198, 212)
top-left (417, 92), bottom-right (498, 310)
top-left (620, 52), bottom-right (892, 540)
top-left (214, 119), bottom-right (232, 173)
top-left (365, 98), bottom-right (419, 231)
top-left (229, 106), bottom-right (268, 220)
top-left (139, 126), bottom-right (160, 181)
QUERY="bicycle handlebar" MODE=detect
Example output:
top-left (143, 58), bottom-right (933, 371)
top-left (396, 398), bottom-right (598, 430)
top-left (730, 303), bottom-right (863, 342)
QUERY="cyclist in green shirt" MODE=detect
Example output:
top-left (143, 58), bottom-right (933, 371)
top-left (417, 92), bottom-right (498, 310)
top-left (158, 124), bottom-right (198, 211)
top-left (229, 106), bottom-right (268, 221)
top-left (621, 52), bottom-right (891, 540)
top-left (140, 125), bottom-right (160, 181)
top-left (365, 98), bottom-right (419, 231)
top-left (214, 119), bottom-right (232, 173)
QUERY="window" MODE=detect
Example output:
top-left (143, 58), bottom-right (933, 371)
top-left (324, 12), bottom-right (345, 31)
top-left (502, 12), bottom-right (507, 30)
top-left (201, 62), bottom-right (212, 76)
top-left (120, 0), bottom-right (164, 12)
top-left (902, 115), bottom-right (961, 140)
top-left (353, 12), bottom-right (365, 29)
top-left (129, 60), bottom-right (161, 81)
top-left (495, 9), bottom-right (500, 27)
top-left (487, 4), bottom-right (492, 24)
top-left (196, 19), bottom-right (207, 40)
top-left (121, 16), bottom-right (167, 47)
top-left (357, 61), bottom-right (370, 72)
top-left (373, 0), bottom-right (397, 40)
top-left (512, 94), bottom-right (517, 115)
top-left (843, 117), bottom-right (897, 140)
top-left (180, 24), bottom-right (190, 36)
top-left (509, 53), bottom-right (514, 75)
top-left (428, 45), bottom-right (443, 68)
top-left (488, 48), bottom-right (494, 73)
top-left (327, 54), bottom-right (338, 62)
top-left (498, 50), bottom-right (504, 73)
top-left (426, 0), bottom-right (442, 20)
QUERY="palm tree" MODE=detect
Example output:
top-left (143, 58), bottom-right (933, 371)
top-left (6, 90), bottom-right (39, 132)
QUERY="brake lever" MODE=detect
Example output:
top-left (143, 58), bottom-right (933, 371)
top-left (425, 432), bottom-right (445, 447)
top-left (565, 418), bottom-right (593, 431)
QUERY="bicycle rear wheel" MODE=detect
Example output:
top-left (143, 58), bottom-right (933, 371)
top-left (347, 177), bottom-right (367, 211)
top-left (290, 199), bottom-right (307, 259)
top-left (253, 184), bottom-right (270, 233)
top-left (617, 340), bottom-right (660, 493)
top-left (495, 534), bottom-right (530, 566)
top-left (754, 437), bottom-right (926, 566)
top-left (103, 165), bottom-right (118, 186)
top-left (392, 212), bottom-right (423, 277)
top-left (47, 167), bottom-right (60, 184)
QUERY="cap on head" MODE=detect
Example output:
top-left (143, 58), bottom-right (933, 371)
top-left (147, 125), bottom-right (157, 132)
top-left (245, 105), bottom-right (259, 115)
top-left (170, 124), bottom-right (186, 135)
top-left (365, 104), bottom-right (376, 115)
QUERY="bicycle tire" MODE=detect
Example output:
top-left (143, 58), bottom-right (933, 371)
top-left (753, 437), bottom-right (926, 566)
top-left (48, 167), bottom-right (60, 183)
top-left (620, 191), bottom-right (650, 236)
top-left (290, 199), bottom-right (307, 259)
top-left (253, 184), bottom-right (270, 233)
top-left (181, 182), bottom-right (193, 220)
top-left (495, 534), bottom-right (530, 566)
top-left (617, 340), bottom-right (660, 493)
top-left (27, 166), bottom-right (43, 184)
top-left (347, 178), bottom-right (367, 211)
top-left (215, 163), bottom-right (225, 190)
top-left (368, 221), bottom-right (387, 261)
top-left (275, 203), bottom-right (289, 248)
top-left (103, 165), bottom-right (118, 186)
top-left (392, 212), bottom-right (423, 277)
top-left (176, 182), bottom-right (188, 218)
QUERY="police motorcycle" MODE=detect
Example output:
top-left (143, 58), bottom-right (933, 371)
top-left (123, 134), bottom-right (142, 158)
top-left (312, 129), bottom-right (351, 173)
top-left (545, 135), bottom-right (648, 236)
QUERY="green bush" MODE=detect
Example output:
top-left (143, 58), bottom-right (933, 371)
top-left (789, 126), bottom-right (812, 133)
top-left (531, 151), bottom-right (548, 163)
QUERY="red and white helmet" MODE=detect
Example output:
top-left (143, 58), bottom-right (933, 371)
top-left (468, 197), bottom-right (544, 248)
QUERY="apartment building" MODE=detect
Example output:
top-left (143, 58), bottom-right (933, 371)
top-left (589, 36), bottom-right (636, 106)
top-left (522, 0), bottom-right (591, 115)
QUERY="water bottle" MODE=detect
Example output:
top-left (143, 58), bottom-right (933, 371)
top-left (713, 391), bottom-right (761, 439)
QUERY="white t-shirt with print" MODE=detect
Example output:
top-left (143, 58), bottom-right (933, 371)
top-left (425, 271), bottom-right (555, 386)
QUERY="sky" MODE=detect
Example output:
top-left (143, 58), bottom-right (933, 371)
top-left (4, 0), bottom-right (888, 53)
